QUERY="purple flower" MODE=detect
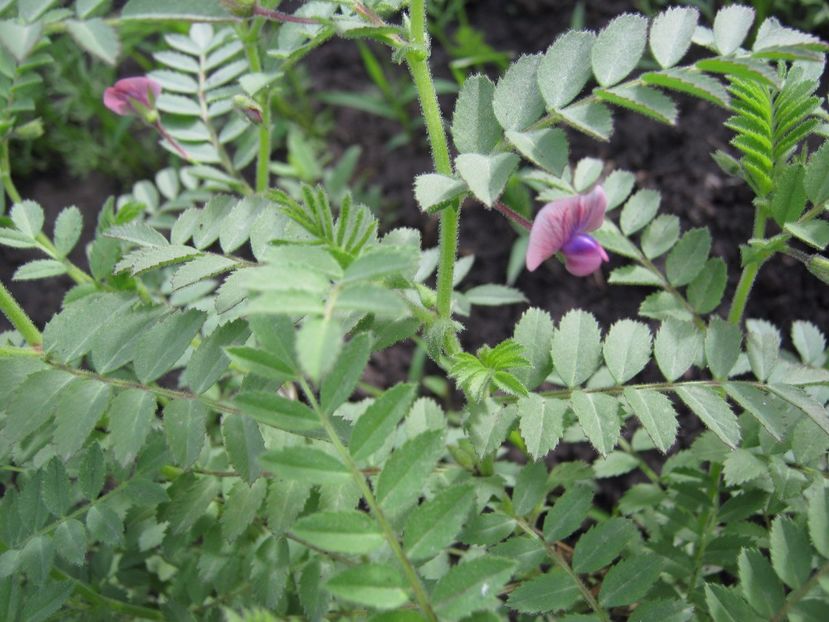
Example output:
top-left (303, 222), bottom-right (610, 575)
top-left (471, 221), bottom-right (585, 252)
top-left (103, 77), bottom-right (161, 116)
top-left (525, 186), bottom-right (609, 276)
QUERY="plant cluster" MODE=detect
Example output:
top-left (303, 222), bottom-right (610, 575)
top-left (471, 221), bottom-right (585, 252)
top-left (0, 1), bottom-right (828, 621)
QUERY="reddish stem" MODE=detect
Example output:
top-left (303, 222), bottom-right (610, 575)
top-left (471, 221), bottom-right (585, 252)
top-left (494, 201), bottom-right (533, 231)
top-left (253, 6), bottom-right (318, 24)
top-left (153, 121), bottom-right (193, 162)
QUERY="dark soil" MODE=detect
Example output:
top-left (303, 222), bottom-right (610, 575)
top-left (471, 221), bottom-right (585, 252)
top-left (2, 1), bottom-right (828, 487)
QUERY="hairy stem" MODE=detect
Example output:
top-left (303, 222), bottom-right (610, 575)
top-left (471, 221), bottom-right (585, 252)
top-left (515, 517), bottom-right (611, 622)
top-left (728, 208), bottom-right (768, 325)
top-left (406, 0), bottom-right (460, 353)
top-left (1, 140), bottom-right (22, 204)
top-left (298, 378), bottom-right (437, 621)
top-left (688, 463), bottom-right (722, 594)
top-left (0, 280), bottom-right (42, 346)
top-left (253, 5), bottom-right (318, 24)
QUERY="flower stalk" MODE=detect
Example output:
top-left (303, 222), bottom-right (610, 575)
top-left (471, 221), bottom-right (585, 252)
top-left (0, 280), bottom-right (42, 346)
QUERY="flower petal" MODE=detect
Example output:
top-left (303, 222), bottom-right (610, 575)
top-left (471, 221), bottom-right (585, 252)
top-left (575, 185), bottom-right (607, 233)
top-left (525, 195), bottom-right (582, 271)
top-left (103, 76), bottom-right (162, 116)
top-left (562, 234), bottom-right (609, 276)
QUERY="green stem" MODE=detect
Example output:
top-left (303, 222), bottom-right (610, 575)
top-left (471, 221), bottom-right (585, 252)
top-left (406, 0), bottom-right (460, 353)
top-left (298, 378), bottom-right (437, 621)
top-left (0, 280), bottom-right (41, 346)
top-left (515, 517), bottom-right (610, 622)
top-left (241, 22), bottom-right (271, 193)
top-left (1, 140), bottom-right (22, 204)
top-left (728, 208), bottom-right (768, 325)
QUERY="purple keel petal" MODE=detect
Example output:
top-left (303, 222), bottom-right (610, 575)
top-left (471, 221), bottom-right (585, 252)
top-left (562, 234), bottom-right (609, 276)
top-left (525, 195), bottom-right (582, 271)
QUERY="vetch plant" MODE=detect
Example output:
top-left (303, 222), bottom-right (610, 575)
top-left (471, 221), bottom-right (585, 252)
top-left (0, 1), bottom-right (827, 621)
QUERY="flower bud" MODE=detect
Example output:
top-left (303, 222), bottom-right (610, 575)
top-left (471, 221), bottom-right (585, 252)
top-left (233, 94), bottom-right (263, 125)
top-left (13, 118), bottom-right (44, 140)
top-left (807, 255), bottom-right (829, 285)
top-left (220, 0), bottom-right (256, 18)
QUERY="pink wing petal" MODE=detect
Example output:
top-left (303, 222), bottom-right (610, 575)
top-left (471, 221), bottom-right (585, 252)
top-left (525, 195), bottom-right (581, 271)
top-left (576, 185), bottom-right (607, 233)
top-left (116, 76), bottom-right (162, 107)
top-left (103, 87), bottom-right (131, 115)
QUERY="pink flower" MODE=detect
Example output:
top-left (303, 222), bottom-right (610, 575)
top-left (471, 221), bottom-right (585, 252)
top-left (525, 186), bottom-right (609, 276)
top-left (103, 77), bottom-right (161, 116)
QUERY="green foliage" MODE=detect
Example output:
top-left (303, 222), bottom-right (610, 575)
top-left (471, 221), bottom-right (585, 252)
top-left (0, 1), bottom-right (827, 620)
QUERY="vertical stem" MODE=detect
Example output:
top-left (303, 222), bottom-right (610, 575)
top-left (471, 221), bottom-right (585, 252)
top-left (406, 0), bottom-right (460, 352)
top-left (241, 22), bottom-right (271, 193)
top-left (298, 379), bottom-right (437, 621)
top-left (0, 280), bottom-right (42, 346)
top-left (1, 140), bottom-right (23, 204)
top-left (728, 208), bottom-right (767, 325)
top-left (688, 463), bottom-right (722, 594)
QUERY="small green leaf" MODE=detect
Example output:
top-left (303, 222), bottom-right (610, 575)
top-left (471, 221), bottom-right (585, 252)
top-left (785, 220), bottom-right (829, 250)
top-left (571, 391), bottom-right (621, 456)
top-left (163, 399), bottom-right (207, 469)
top-left (552, 309), bottom-right (603, 387)
top-left (260, 448), bottom-right (350, 485)
top-left (713, 5), bottom-right (755, 55)
top-left (222, 415), bottom-right (265, 483)
top-left (517, 394), bottom-right (566, 461)
top-left (666, 227), bottom-right (711, 286)
top-left (294, 511), bottom-right (384, 554)
top-left (791, 320), bottom-right (826, 367)
top-left (134, 309), bottom-right (206, 383)
top-left (572, 517), bottom-right (638, 573)
top-left (705, 317), bottom-right (742, 379)
top-left (512, 462), bottom-right (548, 516)
top-left (296, 317), bottom-right (344, 384)
top-left (65, 19), bottom-right (120, 65)
top-left (493, 54), bottom-right (545, 131)
top-left (641, 214), bottom-right (681, 259)
top-left (745, 319), bottom-right (780, 381)
top-left (326, 564), bottom-right (409, 610)
top-left (121, 0), bottom-right (231, 21)
top-left (807, 482), bottom-right (829, 557)
top-left (620, 189), bottom-right (661, 236)
top-left (538, 30), bottom-right (596, 109)
top-left (13, 259), bottom-right (67, 281)
top-left (650, 7), bottom-right (699, 68)
top-left (723, 448), bottom-right (767, 485)
top-left (376, 430), bottom-right (444, 517)
top-left (109, 389), bottom-right (156, 466)
top-left (603, 320), bottom-right (652, 384)
top-left (705, 585), bottom-right (758, 622)
top-left (456, 153), bottom-right (520, 207)
top-left (221, 479), bottom-right (266, 542)
top-left (591, 14), bottom-right (648, 87)
top-left (54, 520), bottom-right (86, 566)
top-left (53, 206), bottom-right (82, 258)
top-left (596, 85), bottom-right (678, 125)
top-left (0, 20), bottom-right (43, 62)
top-left (507, 568), bottom-right (581, 613)
top-left (676, 386), bottom-right (741, 448)
top-left (805, 142), bottom-right (829, 205)
top-left (770, 516), bottom-right (813, 589)
top-left (236, 392), bottom-right (319, 433)
top-left (623, 388), bottom-right (678, 453)
top-left (506, 128), bottom-right (569, 175)
top-left (738, 548), bottom-right (785, 617)
top-left (687, 257), bottom-right (727, 314)
top-left (182, 319), bottom-right (249, 394)
top-left (599, 554), bottom-right (663, 607)
top-left (464, 283), bottom-right (527, 306)
top-left (53, 379), bottom-right (112, 459)
top-left (512, 308), bottom-right (554, 391)
top-left (654, 320), bottom-right (701, 381)
top-left (404, 484), bottom-right (476, 561)
top-left (350, 383), bottom-right (416, 462)
top-left (414, 174), bottom-right (467, 212)
top-left (770, 163), bottom-right (807, 226)
top-left (543, 484), bottom-right (593, 542)
top-left (559, 100), bottom-right (614, 141)
top-left (225, 346), bottom-right (295, 382)
top-left (432, 556), bottom-right (516, 620)
top-left (451, 74), bottom-right (502, 154)
top-left (642, 68), bottom-right (731, 108)
top-left (86, 505), bottom-right (123, 546)
top-left (11, 200), bottom-right (44, 238)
